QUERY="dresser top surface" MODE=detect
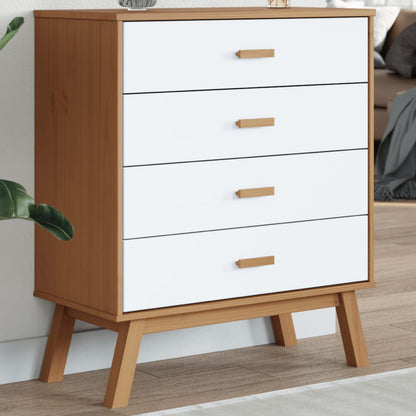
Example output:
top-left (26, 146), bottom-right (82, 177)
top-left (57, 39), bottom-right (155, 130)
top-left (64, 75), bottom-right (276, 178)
top-left (33, 7), bottom-right (376, 21)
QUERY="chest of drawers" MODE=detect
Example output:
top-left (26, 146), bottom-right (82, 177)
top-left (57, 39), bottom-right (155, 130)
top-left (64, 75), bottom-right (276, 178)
top-left (34, 7), bottom-right (376, 408)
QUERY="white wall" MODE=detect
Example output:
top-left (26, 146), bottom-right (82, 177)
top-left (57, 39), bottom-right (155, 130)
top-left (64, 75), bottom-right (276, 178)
top-left (365, 0), bottom-right (414, 8)
top-left (0, 0), bottom-right (332, 385)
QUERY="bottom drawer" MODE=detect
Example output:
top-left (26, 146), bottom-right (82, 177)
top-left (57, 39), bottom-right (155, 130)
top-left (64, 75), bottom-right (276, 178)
top-left (123, 216), bottom-right (368, 312)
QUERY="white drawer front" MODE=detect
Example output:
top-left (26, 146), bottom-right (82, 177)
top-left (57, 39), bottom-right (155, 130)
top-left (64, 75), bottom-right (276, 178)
top-left (123, 216), bottom-right (368, 311)
top-left (123, 84), bottom-right (368, 166)
top-left (123, 18), bottom-right (368, 93)
top-left (123, 150), bottom-right (368, 239)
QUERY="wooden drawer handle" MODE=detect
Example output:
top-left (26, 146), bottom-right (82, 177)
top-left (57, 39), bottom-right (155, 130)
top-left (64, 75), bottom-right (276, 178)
top-left (236, 187), bottom-right (275, 198)
top-left (236, 256), bottom-right (275, 269)
top-left (236, 118), bottom-right (275, 128)
top-left (236, 49), bottom-right (275, 59)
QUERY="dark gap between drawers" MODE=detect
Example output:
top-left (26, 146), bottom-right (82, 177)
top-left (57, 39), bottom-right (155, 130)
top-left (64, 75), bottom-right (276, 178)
top-left (122, 148), bottom-right (369, 168)
top-left (123, 214), bottom-right (369, 241)
top-left (122, 81), bottom-right (368, 96)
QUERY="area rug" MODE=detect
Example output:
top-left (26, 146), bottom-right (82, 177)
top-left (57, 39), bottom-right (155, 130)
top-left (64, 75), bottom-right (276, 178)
top-left (138, 367), bottom-right (416, 416)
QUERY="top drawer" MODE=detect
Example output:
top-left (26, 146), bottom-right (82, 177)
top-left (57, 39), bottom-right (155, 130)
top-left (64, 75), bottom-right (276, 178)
top-left (123, 17), bottom-right (368, 93)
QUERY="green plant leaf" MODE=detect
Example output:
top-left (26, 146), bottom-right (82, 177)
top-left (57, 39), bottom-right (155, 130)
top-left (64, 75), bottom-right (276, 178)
top-left (0, 179), bottom-right (74, 241)
top-left (0, 17), bottom-right (24, 51)
top-left (0, 179), bottom-right (33, 219)
top-left (29, 204), bottom-right (74, 241)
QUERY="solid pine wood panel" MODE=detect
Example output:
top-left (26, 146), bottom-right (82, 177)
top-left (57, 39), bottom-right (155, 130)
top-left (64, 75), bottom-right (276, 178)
top-left (142, 294), bottom-right (340, 334)
top-left (104, 320), bottom-right (145, 408)
top-left (336, 291), bottom-right (370, 367)
top-left (33, 10), bottom-right (374, 408)
top-left (271, 313), bottom-right (297, 346)
top-left (33, 7), bottom-right (376, 21)
top-left (368, 16), bottom-right (375, 283)
top-left (66, 308), bottom-right (120, 332)
top-left (39, 305), bottom-right (75, 383)
top-left (34, 18), bottom-right (123, 316)
top-left (35, 281), bottom-right (375, 323)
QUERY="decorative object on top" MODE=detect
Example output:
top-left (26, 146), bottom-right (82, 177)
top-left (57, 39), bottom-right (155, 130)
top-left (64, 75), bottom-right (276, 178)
top-left (0, 19), bottom-right (74, 241)
top-left (268, 0), bottom-right (290, 7)
top-left (119, 0), bottom-right (157, 10)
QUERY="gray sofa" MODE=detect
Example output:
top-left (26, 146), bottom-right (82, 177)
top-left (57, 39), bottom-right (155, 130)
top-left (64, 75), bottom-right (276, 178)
top-left (375, 9), bottom-right (416, 141)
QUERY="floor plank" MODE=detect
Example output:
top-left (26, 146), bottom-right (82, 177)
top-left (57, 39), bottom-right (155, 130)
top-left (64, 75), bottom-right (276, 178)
top-left (2, 203), bottom-right (416, 415)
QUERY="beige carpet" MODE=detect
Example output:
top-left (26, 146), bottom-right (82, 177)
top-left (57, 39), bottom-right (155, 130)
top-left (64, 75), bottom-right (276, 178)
top-left (138, 367), bottom-right (416, 416)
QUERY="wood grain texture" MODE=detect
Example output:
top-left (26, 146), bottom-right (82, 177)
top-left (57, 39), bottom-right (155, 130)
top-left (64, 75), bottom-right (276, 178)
top-left (104, 320), bottom-right (145, 408)
top-left (39, 305), bottom-right (75, 383)
top-left (235, 256), bottom-right (275, 269)
top-left (33, 7), bottom-right (376, 21)
top-left (33, 10), bottom-right (373, 408)
top-left (235, 49), bottom-right (275, 59)
top-left (271, 313), bottom-right (297, 346)
top-left (34, 18), bottom-right (123, 316)
top-left (34, 8), bottom-right (373, 322)
top-left (336, 291), bottom-right (370, 367)
top-left (368, 16), bottom-right (375, 283)
top-left (235, 187), bottom-right (275, 198)
top-left (235, 118), bottom-right (275, 128)
top-left (66, 308), bottom-right (120, 332)
top-left (35, 281), bottom-right (375, 323)
top-left (142, 294), bottom-right (340, 334)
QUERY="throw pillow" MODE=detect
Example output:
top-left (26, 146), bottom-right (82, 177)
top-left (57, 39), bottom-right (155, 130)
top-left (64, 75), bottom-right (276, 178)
top-left (374, 51), bottom-right (386, 69)
top-left (386, 22), bottom-right (416, 78)
top-left (326, 2), bottom-right (400, 53)
top-left (373, 7), bottom-right (401, 52)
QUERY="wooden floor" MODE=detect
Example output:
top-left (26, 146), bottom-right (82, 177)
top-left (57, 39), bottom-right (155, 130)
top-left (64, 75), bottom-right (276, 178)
top-left (2, 203), bottom-right (416, 416)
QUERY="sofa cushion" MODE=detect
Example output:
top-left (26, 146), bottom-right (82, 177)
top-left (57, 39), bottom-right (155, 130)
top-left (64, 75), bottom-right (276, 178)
top-left (382, 9), bottom-right (416, 57)
top-left (373, 7), bottom-right (401, 52)
top-left (386, 22), bottom-right (416, 78)
top-left (327, 2), bottom-right (400, 53)
top-left (374, 51), bottom-right (386, 69)
top-left (374, 69), bottom-right (416, 107)
top-left (374, 107), bottom-right (389, 140)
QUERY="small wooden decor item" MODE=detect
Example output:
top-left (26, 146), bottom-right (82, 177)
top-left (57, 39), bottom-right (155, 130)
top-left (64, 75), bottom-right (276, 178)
top-left (269, 0), bottom-right (290, 7)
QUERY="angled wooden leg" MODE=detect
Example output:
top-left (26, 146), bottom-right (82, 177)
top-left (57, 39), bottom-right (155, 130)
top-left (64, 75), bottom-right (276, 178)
top-left (40, 304), bottom-right (75, 382)
top-left (104, 320), bottom-right (145, 409)
top-left (271, 313), bottom-right (297, 346)
top-left (336, 291), bottom-right (369, 367)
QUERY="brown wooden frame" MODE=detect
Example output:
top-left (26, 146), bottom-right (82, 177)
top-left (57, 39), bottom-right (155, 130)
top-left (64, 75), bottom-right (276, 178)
top-left (34, 7), bottom-right (375, 409)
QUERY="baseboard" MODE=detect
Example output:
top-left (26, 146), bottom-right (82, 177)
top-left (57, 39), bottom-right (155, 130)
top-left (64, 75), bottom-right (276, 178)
top-left (0, 308), bottom-right (335, 385)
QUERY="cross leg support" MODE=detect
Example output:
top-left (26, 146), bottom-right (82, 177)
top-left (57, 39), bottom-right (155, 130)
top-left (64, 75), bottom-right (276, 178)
top-left (336, 291), bottom-right (369, 367)
top-left (104, 320), bottom-right (145, 409)
top-left (39, 304), bottom-right (75, 383)
top-left (270, 313), bottom-right (297, 346)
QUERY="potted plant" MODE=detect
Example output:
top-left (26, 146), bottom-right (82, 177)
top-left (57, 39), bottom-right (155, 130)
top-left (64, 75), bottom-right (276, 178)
top-left (0, 18), bottom-right (73, 240)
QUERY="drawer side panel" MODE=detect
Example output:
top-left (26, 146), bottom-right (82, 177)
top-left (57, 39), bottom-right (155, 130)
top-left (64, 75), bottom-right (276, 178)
top-left (35, 18), bottom-right (123, 315)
